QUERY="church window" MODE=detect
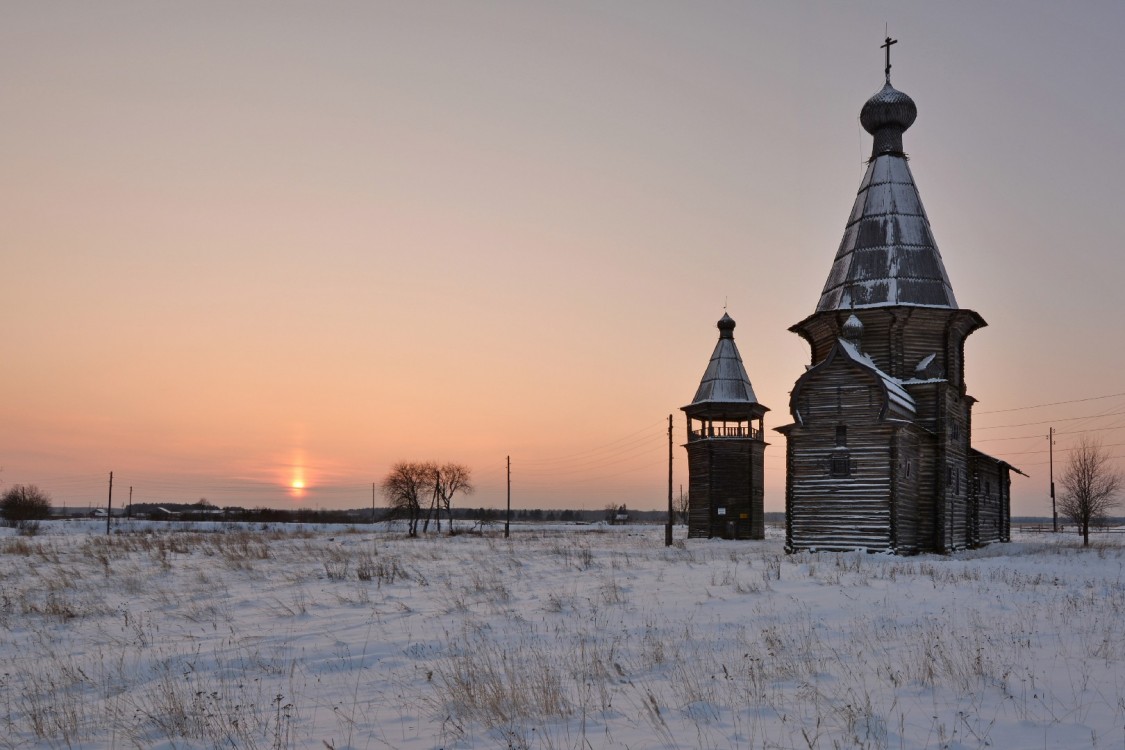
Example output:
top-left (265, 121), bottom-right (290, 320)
top-left (836, 386), bottom-right (843, 413)
top-left (830, 454), bottom-right (852, 478)
top-left (835, 425), bottom-right (847, 447)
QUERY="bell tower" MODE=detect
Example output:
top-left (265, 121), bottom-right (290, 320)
top-left (682, 313), bottom-right (769, 539)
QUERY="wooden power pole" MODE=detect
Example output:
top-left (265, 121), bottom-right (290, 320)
top-left (106, 471), bottom-right (113, 536)
top-left (505, 455), bottom-right (511, 539)
top-left (666, 414), bottom-right (673, 546)
top-left (1049, 427), bottom-right (1057, 532)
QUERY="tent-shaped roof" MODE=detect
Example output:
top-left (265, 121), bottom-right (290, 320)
top-left (816, 80), bottom-right (958, 312)
top-left (683, 314), bottom-right (767, 417)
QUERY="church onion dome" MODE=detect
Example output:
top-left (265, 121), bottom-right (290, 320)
top-left (717, 312), bottom-right (736, 338)
top-left (860, 82), bottom-right (917, 157)
top-left (684, 313), bottom-right (766, 413)
top-left (841, 313), bottom-right (864, 346)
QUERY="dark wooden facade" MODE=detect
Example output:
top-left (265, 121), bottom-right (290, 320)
top-left (779, 313), bottom-right (1018, 552)
top-left (779, 65), bottom-right (1018, 554)
top-left (682, 314), bottom-right (768, 540)
top-left (685, 422), bottom-right (766, 539)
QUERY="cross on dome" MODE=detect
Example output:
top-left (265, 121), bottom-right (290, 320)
top-left (881, 35), bottom-right (898, 83)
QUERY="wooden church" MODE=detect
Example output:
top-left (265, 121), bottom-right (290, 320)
top-left (682, 313), bottom-right (768, 539)
top-left (776, 43), bottom-right (1021, 554)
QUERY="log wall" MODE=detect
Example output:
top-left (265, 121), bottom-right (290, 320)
top-left (786, 354), bottom-right (900, 552)
top-left (784, 306), bottom-right (998, 555)
top-left (685, 438), bottom-right (765, 540)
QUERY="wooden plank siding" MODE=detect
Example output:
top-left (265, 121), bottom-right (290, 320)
top-left (785, 423), bottom-right (895, 551)
top-left (891, 426), bottom-right (924, 553)
top-left (936, 385), bottom-right (973, 551)
top-left (783, 352), bottom-right (904, 552)
top-left (791, 307), bottom-right (983, 396)
top-left (684, 438), bottom-right (765, 539)
top-left (782, 303), bottom-right (1003, 555)
top-left (970, 453), bottom-right (1013, 546)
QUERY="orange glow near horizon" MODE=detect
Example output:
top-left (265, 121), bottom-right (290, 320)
top-left (288, 460), bottom-right (308, 500)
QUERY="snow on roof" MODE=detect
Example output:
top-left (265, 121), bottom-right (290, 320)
top-left (915, 353), bottom-right (936, 371)
top-left (836, 338), bottom-right (916, 416)
top-left (815, 150), bottom-right (958, 312)
top-left (687, 314), bottom-right (762, 407)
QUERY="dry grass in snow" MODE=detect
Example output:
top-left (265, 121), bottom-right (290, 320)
top-left (1, 521), bottom-right (1124, 749)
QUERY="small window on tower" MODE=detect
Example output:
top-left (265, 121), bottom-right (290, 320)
top-left (835, 425), bottom-right (847, 447)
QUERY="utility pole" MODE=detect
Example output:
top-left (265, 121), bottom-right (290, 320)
top-left (1049, 427), bottom-right (1057, 532)
top-left (372, 482), bottom-right (376, 524)
top-left (127, 486), bottom-right (133, 519)
top-left (666, 414), bottom-right (673, 546)
top-left (106, 471), bottom-right (113, 536)
top-left (505, 455), bottom-right (511, 539)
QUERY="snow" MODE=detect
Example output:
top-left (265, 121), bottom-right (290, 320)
top-left (2, 521), bottom-right (1125, 749)
top-left (837, 337), bottom-right (917, 416)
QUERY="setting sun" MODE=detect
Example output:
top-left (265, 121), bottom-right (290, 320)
top-left (288, 465), bottom-right (308, 499)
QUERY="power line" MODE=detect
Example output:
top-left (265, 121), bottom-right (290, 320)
top-left (518, 419), bottom-right (666, 466)
top-left (975, 408), bottom-right (1125, 430)
top-left (975, 390), bottom-right (1125, 415)
top-left (1019, 453), bottom-right (1125, 468)
top-left (975, 422), bottom-right (1125, 443)
top-left (988, 440), bottom-right (1125, 457)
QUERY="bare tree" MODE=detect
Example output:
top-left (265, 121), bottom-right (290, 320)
top-left (381, 462), bottom-right (433, 537)
top-left (675, 488), bottom-right (690, 525)
top-left (1058, 436), bottom-right (1122, 546)
top-left (432, 463), bottom-right (473, 535)
top-left (1, 484), bottom-right (52, 529)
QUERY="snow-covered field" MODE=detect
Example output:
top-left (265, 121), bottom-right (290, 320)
top-left (2, 521), bottom-right (1124, 749)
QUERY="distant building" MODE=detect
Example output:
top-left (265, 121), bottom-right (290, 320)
top-left (606, 505), bottom-right (629, 525)
top-left (682, 313), bottom-right (769, 539)
top-left (777, 47), bottom-right (1021, 553)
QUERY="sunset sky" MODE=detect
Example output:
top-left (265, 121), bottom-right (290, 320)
top-left (4, 2), bottom-right (1125, 515)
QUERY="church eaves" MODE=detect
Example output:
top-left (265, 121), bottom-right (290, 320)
top-left (815, 74), bottom-right (958, 312)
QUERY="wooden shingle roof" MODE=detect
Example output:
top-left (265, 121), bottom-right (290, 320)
top-left (816, 80), bottom-right (958, 312)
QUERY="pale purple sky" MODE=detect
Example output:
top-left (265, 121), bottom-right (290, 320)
top-left (3, 2), bottom-right (1124, 514)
